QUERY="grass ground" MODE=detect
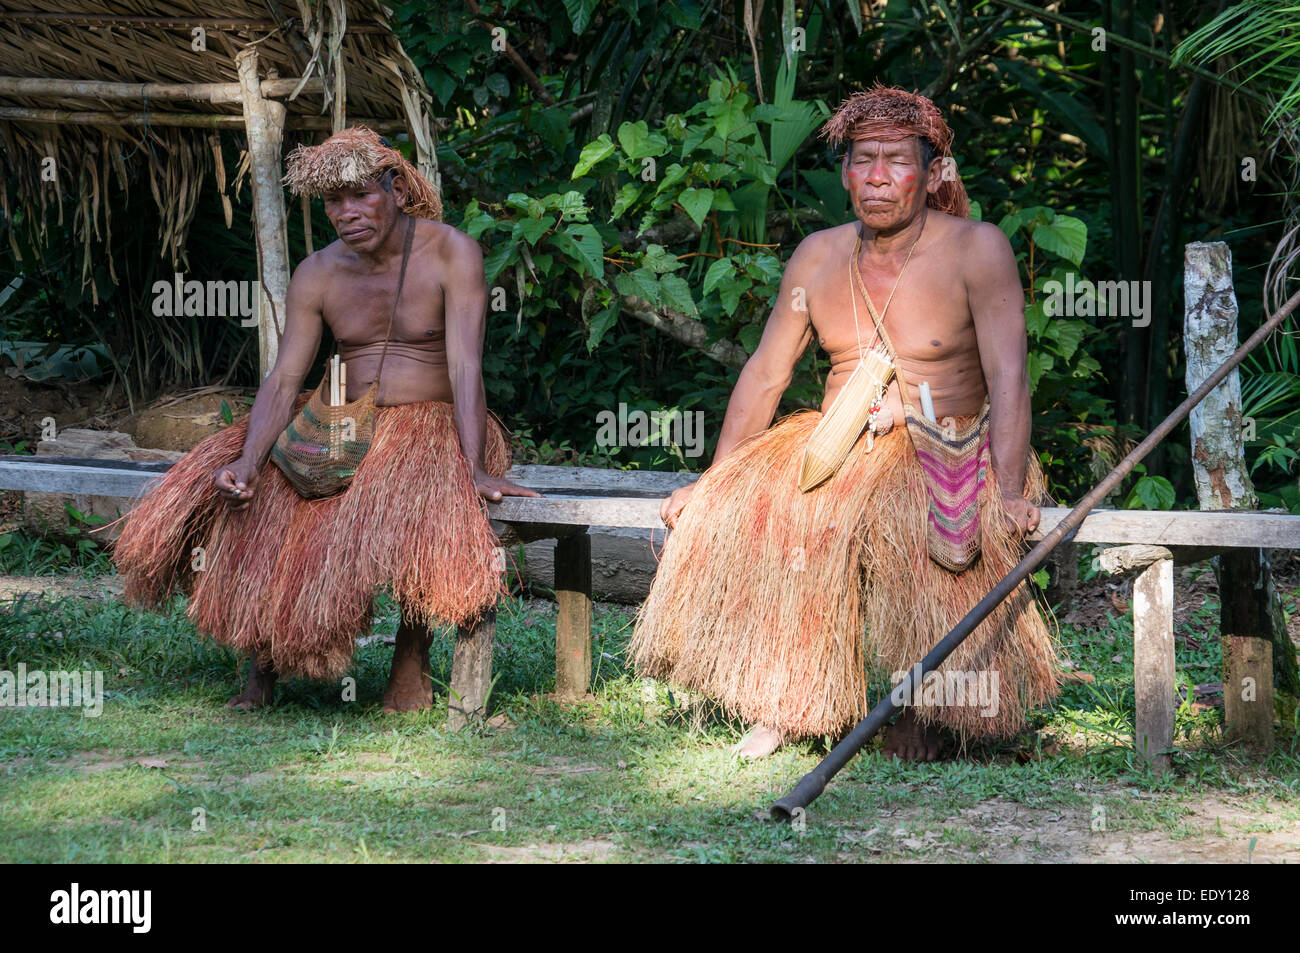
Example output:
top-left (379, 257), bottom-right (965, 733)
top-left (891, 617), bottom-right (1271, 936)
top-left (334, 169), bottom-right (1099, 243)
top-left (1, 557), bottom-right (1299, 863)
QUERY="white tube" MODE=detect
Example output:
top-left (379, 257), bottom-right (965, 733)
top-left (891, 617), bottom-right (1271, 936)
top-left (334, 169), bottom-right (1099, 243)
top-left (919, 381), bottom-right (937, 423)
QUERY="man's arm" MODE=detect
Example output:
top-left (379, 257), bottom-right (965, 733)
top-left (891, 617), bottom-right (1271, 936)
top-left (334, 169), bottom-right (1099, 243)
top-left (442, 228), bottom-right (538, 500)
top-left (661, 235), bottom-right (818, 524)
top-left (215, 256), bottom-right (326, 509)
top-left (965, 221), bottom-right (1038, 532)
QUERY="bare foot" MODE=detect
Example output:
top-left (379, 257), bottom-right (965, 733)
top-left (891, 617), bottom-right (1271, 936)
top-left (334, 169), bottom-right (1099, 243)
top-left (228, 656), bottom-right (277, 710)
top-left (382, 611), bottom-right (434, 713)
top-left (881, 709), bottom-right (944, 762)
top-left (730, 724), bottom-right (785, 758)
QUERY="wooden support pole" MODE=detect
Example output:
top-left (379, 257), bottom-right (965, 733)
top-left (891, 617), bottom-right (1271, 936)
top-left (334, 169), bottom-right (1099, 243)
top-left (0, 107), bottom-right (402, 131)
top-left (449, 609), bottom-right (495, 730)
top-left (0, 75), bottom-right (321, 102)
top-left (1220, 550), bottom-right (1276, 751)
top-left (1133, 556), bottom-right (1175, 769)
top-left (236, 48), bottom-right (290, 379)
top-left (554, 531), bottom-right (593, 699)
top-left (1184, 241), bottom-right (1294, 751)
top-left (1101, 545), bottom-right (1175, 769)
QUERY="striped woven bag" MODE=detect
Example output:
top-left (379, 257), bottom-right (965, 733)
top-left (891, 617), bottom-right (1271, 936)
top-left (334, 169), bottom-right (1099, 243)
top-left (902, 398), bottom-right (991, 572)
top-left (853, 246), bottom-right (990, 571)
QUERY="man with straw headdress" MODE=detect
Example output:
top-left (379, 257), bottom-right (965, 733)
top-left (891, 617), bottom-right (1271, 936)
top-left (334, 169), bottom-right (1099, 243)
top-left (114, 126), bottom-right (537, 713)
top-left (632, 85), bottom-right (1057, 759)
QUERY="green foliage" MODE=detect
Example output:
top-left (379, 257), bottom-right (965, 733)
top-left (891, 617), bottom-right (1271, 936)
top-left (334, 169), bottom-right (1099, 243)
top-left (996, 205), bottom-right (1108, 501)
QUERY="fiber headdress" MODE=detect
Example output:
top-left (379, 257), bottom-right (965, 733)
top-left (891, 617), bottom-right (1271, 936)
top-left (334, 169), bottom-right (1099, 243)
top-left (284, 126), bottom-right (443, 221)
top-left (820, 83), bottom-right (969, 219)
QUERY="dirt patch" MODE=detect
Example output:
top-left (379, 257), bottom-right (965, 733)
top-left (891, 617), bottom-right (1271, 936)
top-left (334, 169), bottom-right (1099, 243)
top-left (825, 789), bottom-right (1300, 863)
top-left (123, 389), bottom-right (253, 452)
top-left (14, 749), bottom-right (207, 775)
top-left (523, 757), bottom-right (604, 776)
top-left (0, 574), bottom-right (122, 604)
top-left (475, 837), bottom-right (622, 862)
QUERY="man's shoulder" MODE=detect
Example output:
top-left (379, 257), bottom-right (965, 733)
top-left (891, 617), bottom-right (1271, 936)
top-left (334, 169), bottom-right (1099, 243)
top-left (291, 244), bottom-right (338, 284)
top-left (417, 218), bottom-right (481, 262)
top-left (789, 222), bottom-right (857, 268)
top-left (937, 214), bottom-right (1008, 251)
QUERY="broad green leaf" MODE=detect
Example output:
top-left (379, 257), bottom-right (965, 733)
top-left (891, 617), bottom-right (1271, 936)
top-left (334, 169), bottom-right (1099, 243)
top-left (615, 268), bottom-right (662, 306)
top-left (617, 120), bottom-right (669, 159)
top-left (718, 275), bottom-right (751, 314)
top-left (546, 190), bottom-right (589, 220)
top-left (562, 0), bottom-right (599, 33)
top-left (483, 241), bottom-right (515, 285)
top-left (1123, 475), bottom-right (1175, 510)
top-left (1032, 215), bottom-right (1087, 267)
top-left (513, 215), bottom-right (554, 245)
top-left (678, 187), bottom-right (714, 226)
top-left (610, 183), bottom-right (644, 219)
top-left (659, 274), bottom-right (698, 316)
top-left (642, 244), bottom-right (684, 274)
top-left (738, 324), bottom-right (762, 354)
top-left (572, 134), bottom-right (616, 178)
top-left (553, 223), bottom-right (604, 279)
top-left (586, 302), bottom-right (619, 352)
top-left (703, 257), bottom-right (735, 297)
top-left (1026, 350), bottom-right (1054, 391)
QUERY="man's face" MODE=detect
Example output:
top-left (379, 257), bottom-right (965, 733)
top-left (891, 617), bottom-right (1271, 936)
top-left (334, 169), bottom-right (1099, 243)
top-left (841, 135), bottom-right (938, 230)
top-left (322, 173), bottom-right (408, 252)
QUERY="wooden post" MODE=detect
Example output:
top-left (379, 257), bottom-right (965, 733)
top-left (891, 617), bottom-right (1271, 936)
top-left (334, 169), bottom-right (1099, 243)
top-left (236, 48), bottom-right (290, 379)
top-left (1101, 545), bottom-right (1175, 768)
top-left (448, 609), bottom-right (495, 730)
top-left (1183, 241), bottom-right (1289, 751)
top-left (554, 531), bottom-right (593, 699)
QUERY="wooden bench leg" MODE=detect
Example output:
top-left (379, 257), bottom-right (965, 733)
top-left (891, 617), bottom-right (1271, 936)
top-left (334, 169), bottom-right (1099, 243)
top-left (1133, 556), bottom-right (1175, 770)
top-left (1220, 550), bottom-right (1275, 752)
top-left (554, 531), bottom-right (592, 700)
top-left (448, 608), bottom-right (495, 730)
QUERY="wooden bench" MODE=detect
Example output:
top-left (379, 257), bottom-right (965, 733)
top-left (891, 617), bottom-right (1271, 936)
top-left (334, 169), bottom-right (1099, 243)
top-left (2, 454), bottom-right (1298, 752)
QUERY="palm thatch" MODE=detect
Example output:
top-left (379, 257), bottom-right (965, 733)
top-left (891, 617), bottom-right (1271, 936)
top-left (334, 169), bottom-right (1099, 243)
top-left (0, 1), bottom-right (437, 298)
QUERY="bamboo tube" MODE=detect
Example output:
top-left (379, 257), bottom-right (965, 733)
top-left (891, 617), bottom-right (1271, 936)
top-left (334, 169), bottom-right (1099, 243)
top-left (798, 347), bottom-right (893, 491)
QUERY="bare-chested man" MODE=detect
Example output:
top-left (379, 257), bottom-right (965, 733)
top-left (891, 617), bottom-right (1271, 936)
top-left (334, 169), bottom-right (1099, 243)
top-left (631, 86), bottom-right (1058, 759)
top-left (115, 127), bottom-right (537, 715)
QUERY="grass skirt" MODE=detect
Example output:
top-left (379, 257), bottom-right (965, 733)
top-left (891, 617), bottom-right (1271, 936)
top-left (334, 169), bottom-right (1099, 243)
top-left (113, 399), bottom-right (510, 680)
top-left (631, 412), bottom-right (1058, 741)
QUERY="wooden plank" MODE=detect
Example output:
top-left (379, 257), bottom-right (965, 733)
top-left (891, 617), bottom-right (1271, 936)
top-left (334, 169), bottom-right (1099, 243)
top-left (448, 610), bottom-right (495, 730)
top-left (1033, 508), bottom-right (1300, 548)
top-left (505, 464), bottom-right (698, 495)
top-left (1132, 557), bottom-right (1175, 770)
top-left (485, 494), bottom-right (665, 528)
top-left (553, 533), bottom-right (593, 699)
top-left (4, 456), bottom-right (1300, 546)
top-left (1220, 550), bottom-right (1277, 752)
top-left (0, 459), bottom-right (164, 497)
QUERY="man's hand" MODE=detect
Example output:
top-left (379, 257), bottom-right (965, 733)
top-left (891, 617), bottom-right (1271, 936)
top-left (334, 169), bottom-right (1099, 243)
top-left (1000, 492), bottom-right (1040, 534)
top-left (475, 471), bottom-right (541, 501)
top-left (215, 458), bottom-right (261, 511)
top-left (661, 482), bottom-right (698, 528)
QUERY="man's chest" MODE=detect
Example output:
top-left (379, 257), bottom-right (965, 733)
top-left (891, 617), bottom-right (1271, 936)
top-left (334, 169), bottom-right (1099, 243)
top-left (322, 267), bottom-right (445, 345)
top-left (808, 258), bottom-right (974, 362)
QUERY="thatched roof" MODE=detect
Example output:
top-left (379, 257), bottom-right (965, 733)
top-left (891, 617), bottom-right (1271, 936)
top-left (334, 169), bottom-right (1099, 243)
top-left (0, 1), bottom-right (438, 294)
